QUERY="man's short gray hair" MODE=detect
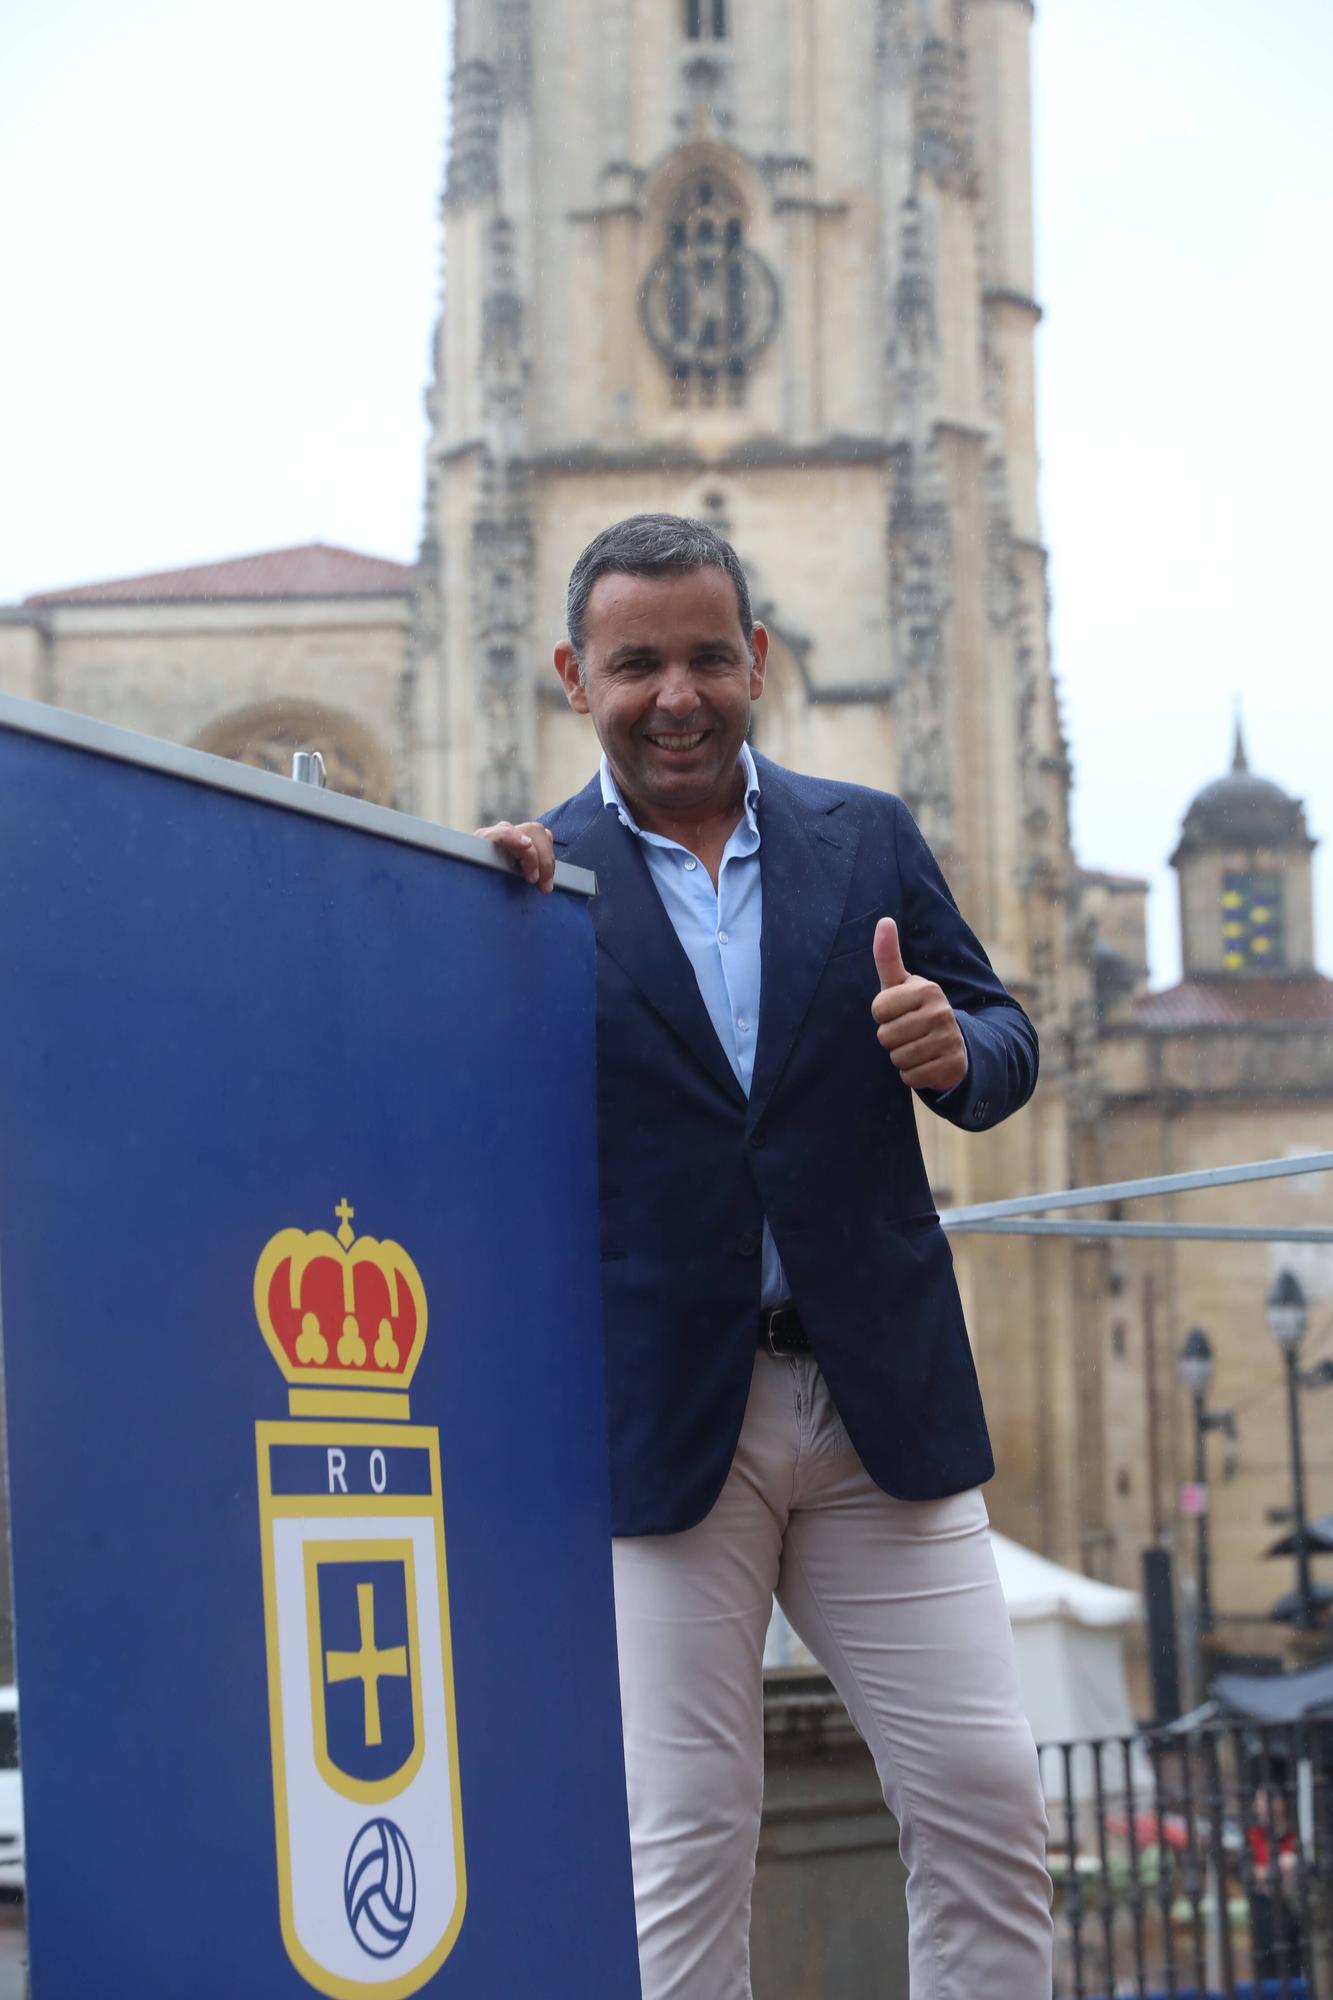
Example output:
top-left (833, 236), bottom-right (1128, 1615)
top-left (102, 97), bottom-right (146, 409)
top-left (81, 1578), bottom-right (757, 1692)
top-left (565, 513), bottom-right (755, 662)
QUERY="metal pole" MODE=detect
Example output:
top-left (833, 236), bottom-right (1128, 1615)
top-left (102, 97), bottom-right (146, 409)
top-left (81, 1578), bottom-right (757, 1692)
top-left (1144, 1275), bottom-right (1164, 1545)
top-left (1193, 1389), bottom-right (1214, 1637)
top-left (938, 1150), bottom-right (1333, 1225)
top-left (1285, 1348), bottom-right (1316, 1631)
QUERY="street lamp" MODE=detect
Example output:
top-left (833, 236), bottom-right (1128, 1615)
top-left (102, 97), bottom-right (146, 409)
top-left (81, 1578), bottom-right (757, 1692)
top-left (1265, 1268), bottom-right (1325, 1632)
top-left (1178, 1327), bottom-right (1235, 1637)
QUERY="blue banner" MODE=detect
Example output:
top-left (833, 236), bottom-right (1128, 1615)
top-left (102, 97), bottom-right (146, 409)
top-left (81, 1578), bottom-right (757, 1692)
top-left (0, 707), bottom-right (639, 1997)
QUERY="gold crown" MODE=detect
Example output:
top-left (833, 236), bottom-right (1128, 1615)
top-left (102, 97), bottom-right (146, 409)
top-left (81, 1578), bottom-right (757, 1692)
top-left (254, 1199), bottom-right (427, 1419)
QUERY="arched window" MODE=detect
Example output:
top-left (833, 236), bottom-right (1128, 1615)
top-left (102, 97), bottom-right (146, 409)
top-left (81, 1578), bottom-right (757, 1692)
top-left (684, 0), bottom-right (727, 39)
top-left (640, 173), bottom-right (778, 405)
top-left (193, 699), bottom-right (396, 806)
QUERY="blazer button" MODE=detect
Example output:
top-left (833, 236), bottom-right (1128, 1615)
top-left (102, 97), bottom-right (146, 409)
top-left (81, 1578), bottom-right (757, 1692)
top-left (736, 1232), bottom-right (760, 1258)
top-left (748, 1129), bottom-right (765, 1149)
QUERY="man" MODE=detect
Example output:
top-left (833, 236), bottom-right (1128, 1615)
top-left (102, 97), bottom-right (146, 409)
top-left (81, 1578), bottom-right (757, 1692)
top-left (480, 515), bottom-right (1053, 1999)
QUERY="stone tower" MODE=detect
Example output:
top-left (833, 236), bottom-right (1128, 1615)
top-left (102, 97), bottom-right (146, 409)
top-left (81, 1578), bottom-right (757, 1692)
top-left (415, 0), bottom-right (1095, 1558)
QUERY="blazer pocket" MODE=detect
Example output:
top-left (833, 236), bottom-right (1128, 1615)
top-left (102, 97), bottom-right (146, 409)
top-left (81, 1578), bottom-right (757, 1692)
top-left (826, 908), bottom-right (887, 961)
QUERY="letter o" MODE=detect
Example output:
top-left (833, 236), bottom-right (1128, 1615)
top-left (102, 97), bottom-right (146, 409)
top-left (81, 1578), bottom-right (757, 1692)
top-left (369, 1448), bottom-right (387, 1494)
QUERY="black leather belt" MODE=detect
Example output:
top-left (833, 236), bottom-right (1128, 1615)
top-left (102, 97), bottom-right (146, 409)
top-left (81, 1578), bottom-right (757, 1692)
top-left (758, 1304), bottom-right (811, 1357)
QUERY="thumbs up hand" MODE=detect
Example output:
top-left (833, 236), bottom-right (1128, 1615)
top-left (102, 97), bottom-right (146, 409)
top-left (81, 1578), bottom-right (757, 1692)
top-left (870, 917), bottom-right (969, 1092)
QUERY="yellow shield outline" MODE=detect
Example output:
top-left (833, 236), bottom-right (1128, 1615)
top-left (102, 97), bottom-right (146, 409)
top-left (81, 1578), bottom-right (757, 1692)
top-left (303, 1537), bottom-right (426, 1805)
top-left (256, 1420), bottom-right (467, 2000)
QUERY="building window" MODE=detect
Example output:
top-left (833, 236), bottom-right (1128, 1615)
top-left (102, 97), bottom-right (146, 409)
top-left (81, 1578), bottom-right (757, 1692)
top-left (640, 172), bottom-right (779, 405)
top-left (193, 700), bottom-right (395, 806)
top-left (1115, 1468), bottom-right (1132, 1498)
top-left (1111, 1321), bottom-right (1127, 1359)
top-left (685, 0), bottom-right (728, 37)
top-left (1220, 869), bottom-right (1284, 971)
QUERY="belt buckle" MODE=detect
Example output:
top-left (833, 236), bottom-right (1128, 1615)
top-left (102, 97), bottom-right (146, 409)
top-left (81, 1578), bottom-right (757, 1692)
top-left (763, 1306), bottom-right (803, 1358)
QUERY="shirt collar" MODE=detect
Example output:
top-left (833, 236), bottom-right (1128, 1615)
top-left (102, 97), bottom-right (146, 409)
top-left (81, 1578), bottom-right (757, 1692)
top-left (600, 740), bottom-right (761, 838)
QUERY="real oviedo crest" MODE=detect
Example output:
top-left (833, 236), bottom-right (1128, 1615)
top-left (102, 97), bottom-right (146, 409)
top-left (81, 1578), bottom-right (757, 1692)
top-left (255, 1200), bottom-right (465, 1997)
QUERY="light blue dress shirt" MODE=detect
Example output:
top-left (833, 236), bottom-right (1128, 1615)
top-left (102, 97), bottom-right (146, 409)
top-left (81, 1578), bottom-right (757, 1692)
top-left (600, 744), bottom-right (790, 1310)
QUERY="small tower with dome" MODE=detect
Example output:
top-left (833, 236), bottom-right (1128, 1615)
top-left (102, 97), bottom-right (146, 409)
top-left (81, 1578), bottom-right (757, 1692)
top-left (1171, 718), bottom-right (1317, 980)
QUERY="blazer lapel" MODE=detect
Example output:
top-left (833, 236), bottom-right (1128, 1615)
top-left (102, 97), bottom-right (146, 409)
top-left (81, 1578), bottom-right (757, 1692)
top-left (562, 803), bottom-right (747, 1109)
top-left (748, 766), bottom-right (859, 1124)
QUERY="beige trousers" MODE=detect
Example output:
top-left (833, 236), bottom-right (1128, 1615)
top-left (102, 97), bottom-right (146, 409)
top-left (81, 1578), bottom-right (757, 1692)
top-left (612, 1352), bottom-right (1054, 2000)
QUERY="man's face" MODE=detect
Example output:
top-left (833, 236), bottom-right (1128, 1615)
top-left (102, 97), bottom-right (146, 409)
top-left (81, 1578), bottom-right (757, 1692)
top-left (554, 566), bottom-right (767, 827)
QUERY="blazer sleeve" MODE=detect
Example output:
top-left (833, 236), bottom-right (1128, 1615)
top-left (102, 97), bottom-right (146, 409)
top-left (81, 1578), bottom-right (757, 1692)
top-left (892, 798), bottom-right (1039, 1131)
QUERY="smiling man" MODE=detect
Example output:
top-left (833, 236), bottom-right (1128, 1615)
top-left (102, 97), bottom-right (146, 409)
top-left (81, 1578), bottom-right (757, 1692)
top-left (479, 514), bottom-right (1053, 2000)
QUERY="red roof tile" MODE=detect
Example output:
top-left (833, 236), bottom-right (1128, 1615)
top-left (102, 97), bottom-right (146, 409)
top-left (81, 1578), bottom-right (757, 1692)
top-left (1133, 976), bottom-right (1333, 1030)
top-left (24, 542), bottom-right (414, 607)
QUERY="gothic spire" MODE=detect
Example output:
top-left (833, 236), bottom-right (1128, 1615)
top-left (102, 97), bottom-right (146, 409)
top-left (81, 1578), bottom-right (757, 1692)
top-left (1231, 700), bottom-right (1249, 774)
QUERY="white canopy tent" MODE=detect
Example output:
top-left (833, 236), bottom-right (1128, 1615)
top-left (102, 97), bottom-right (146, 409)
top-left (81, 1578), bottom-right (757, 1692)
top-left (766, 1530), bottom-right (1142, 1779)
top-left (990, 1533), bottom-right (1141, 1750)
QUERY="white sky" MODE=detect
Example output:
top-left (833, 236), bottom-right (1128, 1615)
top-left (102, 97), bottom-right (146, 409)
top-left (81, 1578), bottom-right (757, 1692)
top-left (1, 0), bottom-right (1329, 985)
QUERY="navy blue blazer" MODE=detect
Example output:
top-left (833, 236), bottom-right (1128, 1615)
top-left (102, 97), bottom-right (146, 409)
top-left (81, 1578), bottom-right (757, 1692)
top-left (543, 755), bottom-right (1038, 1537)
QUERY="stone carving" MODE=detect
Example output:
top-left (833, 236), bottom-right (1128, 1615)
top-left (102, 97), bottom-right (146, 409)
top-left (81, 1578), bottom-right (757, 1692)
top-left (678, 50), bottom-right (734, 132)
top-left (886, 185), bottom-right (950, 856)
top-left (470, 479), bottom-right (535, 825)
top-left (474, 641), bottom-right (527, 829)
top-left (494, 0), bottom-right (532, 110)
top-left (877, 0), bottom-right (914, 79)
top-left (915, 33), bottom-right (973, 187)
top-left (889, 441), bottom-right (956, 860)
top-left (888, 195), bottom-right (940, 419)
top-left (446, 60), bottom-right (500, 205)
top-left (481, 217), bottom-right (526, 424)
top-left (471, 193), bottom-right (534, 827)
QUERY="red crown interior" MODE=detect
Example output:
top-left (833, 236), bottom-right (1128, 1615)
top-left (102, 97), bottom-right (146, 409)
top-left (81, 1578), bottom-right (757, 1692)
top-left (265, 1253), bottom-right (419, 1380)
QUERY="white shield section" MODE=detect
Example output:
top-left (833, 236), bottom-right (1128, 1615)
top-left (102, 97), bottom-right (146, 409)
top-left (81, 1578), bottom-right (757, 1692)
top-left (271, 1515), bottom-right (461, 1992)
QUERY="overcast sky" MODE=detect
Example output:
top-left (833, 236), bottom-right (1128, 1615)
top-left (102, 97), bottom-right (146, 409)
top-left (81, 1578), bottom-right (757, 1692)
top-left (2, 0), bottom-right (1329, 985)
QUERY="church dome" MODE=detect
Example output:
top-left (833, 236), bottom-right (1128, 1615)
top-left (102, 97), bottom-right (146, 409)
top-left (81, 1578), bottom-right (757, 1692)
top-left (1172, 722), bottom-right (1310, 861)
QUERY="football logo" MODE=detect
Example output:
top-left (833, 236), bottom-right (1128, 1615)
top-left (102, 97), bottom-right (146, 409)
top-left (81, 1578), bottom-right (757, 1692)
top-left (255, 1200), bottom-right (465, 1997)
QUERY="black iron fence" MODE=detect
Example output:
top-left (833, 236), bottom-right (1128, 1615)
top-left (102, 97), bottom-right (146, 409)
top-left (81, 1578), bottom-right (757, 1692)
top-left (1042, 1721), bottom-right (1332, 2000)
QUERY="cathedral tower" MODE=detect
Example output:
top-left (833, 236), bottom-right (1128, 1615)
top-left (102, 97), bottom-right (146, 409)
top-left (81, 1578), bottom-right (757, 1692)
top-left (416, 0), bottom-right (1093, 1558)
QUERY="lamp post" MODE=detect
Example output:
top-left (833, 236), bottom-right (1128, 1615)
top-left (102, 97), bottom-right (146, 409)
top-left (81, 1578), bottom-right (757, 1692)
top-left (1178, 1327), bottom-right (1235, 1637)
top-left (1266, 1269), bottom-right (1319, 1631)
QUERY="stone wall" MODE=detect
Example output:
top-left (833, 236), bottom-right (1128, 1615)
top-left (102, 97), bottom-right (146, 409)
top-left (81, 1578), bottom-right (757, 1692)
top-left (754, 1674), bottom-right (908, 1998)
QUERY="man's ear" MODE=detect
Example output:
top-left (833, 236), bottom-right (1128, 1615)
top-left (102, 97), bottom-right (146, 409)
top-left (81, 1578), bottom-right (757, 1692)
top-left (748, 621), bottom-right (770, 702)
top-left (554, 640), bottom-right (589, 713)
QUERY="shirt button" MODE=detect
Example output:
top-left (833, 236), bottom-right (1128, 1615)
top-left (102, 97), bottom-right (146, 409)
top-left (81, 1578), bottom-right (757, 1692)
top-left (683, 857), bottom-right (697, 871)
top-left (736, 1015), bottom-right (749, 1032)
top-left (717, 930), bottom-right (729, 944)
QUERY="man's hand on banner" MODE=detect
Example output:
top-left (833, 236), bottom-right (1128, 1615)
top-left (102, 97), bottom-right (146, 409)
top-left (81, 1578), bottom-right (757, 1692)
top-left (475, 820), bottom-right (557, 893)
top-left (870, 917), bottom-right (968, 1092)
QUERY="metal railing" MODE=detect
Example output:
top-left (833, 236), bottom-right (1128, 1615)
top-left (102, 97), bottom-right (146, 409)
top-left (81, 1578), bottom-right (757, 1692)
top-left (940, 1150), bottom-right (1333, 1245)
top-left (1044, 1720), bottom-right (1332, 1999)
